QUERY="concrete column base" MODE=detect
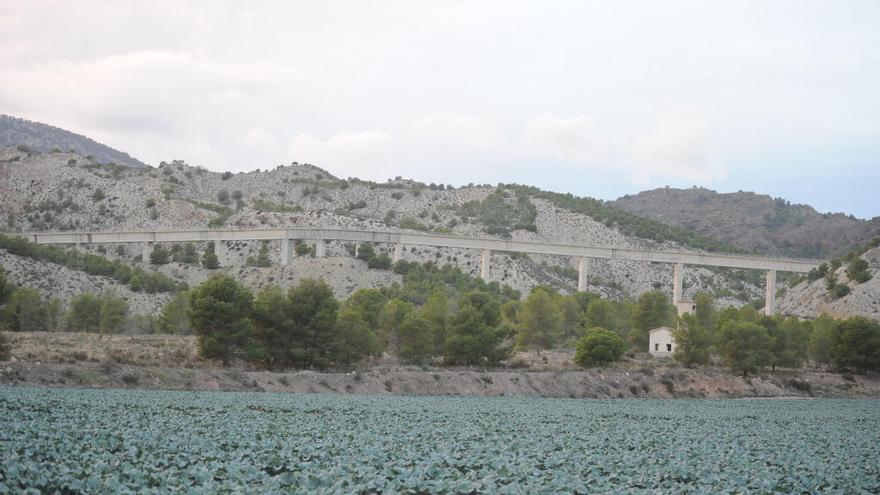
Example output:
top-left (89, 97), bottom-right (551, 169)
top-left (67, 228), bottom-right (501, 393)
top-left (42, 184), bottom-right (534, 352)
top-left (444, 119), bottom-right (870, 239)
top-left (281, 239), bottom-right (292, 265)
top-left (673, 262), bottom-right (684, 305)
top-left (315, 239), bottom-right (326, 258)
top-left (480, 249), bottom-right (490, 280)
top-left (765, 269), bottom-right (777, 316)
top-left (216, 241), bottom-right (228, 266)
top-left (577, 257), bottom-right (588, 292)
top-left (141, 241), bottom-right (152, 267)
top-left (393, 243), bottom-right (403, 263)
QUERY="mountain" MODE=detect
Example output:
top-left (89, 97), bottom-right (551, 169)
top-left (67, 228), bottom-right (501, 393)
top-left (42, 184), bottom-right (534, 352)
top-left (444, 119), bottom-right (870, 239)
top-left (0, 115), bottom-right (146, 168)
top-left (0, 147), bottom-right (778, 314)
top-left (613, 187), bottom-right (880, 258)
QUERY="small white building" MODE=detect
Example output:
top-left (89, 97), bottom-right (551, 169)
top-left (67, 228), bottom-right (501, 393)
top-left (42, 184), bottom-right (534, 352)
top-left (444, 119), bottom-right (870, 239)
top-left (649, 327), bottom-right (676, 357)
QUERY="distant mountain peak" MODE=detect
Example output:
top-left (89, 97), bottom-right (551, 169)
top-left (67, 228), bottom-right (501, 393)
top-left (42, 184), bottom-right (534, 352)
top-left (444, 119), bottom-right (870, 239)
top-left (0, 114), bottom-right (146, 168)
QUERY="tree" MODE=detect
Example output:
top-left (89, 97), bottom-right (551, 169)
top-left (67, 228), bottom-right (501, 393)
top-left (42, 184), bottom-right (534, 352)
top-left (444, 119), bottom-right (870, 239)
top-left (515, 288), bottom-right (562, 354)
top-left (99, 294), bottom-right (129, 334)
top-left (808, 314), bottom-right (835, 366)
top-left (157, 291), bottom-right (192, 334)
top-left (693, 293), bottom-right (717, 331)
top-left (420, 290), bottom-right (449, 355)
top-left (343, 288), bottom-right (387, 330)
top-left (766, 317), bottom-right (810, 370)
top-left (630, 291), bottom-right (674, 349)
top-left (574, 327), bottom-right (626, 367)
top-left (66, 293), bottom-right (103, 332)
top-left (1, 288), bottom-right (48, 332)
top-left (672, 314), bottom-right (711, 367)
top-left (831, 317), bottom-right (880, 371)
top-left (557, 295), bottom-right (584, 341)
top-left (150, 244), bottom-right (170, 265)
top-left (334, 308), bottom-right (381, 365)
top-left (378, 299), bottom-right (414, 354)
top-left (717, 320), bottom-right (773, 375)
top-left (585, 299), bottom-right (617, 333)
top-left (189, 274), bottom-right (253, 365)
top-left (444, 290), bottom-right (509, 366)
top-left (251, 279), bottom-right (340, 369)
top-left (398, 313), bottom-right (434, 364)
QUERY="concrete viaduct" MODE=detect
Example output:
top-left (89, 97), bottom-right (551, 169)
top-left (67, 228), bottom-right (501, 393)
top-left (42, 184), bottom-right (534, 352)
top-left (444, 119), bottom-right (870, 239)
top-left (19, 228), bottom-right (820, 316)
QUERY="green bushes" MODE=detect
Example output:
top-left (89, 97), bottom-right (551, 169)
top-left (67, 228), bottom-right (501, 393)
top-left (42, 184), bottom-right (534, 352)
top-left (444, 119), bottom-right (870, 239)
top-left (0, 234), bottom-right (183, 293)
top-left (246, 242), bottom-right (272, 267)
top-left (830, 317), bottom-right (880, 371)
top-left (574, 328), bottom-right (626, 367)
top-left (458, 189), bottom-right (537, 238)
top-left (846, 257), bottom-right (872, 284)
top-left (67, 293), bottom-right (129, 334)
top-left (717, 321), bottom-right (773, 375)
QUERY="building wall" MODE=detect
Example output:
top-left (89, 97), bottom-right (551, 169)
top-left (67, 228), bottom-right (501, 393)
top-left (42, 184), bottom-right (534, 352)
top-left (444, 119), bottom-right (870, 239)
top-left (649, 327), bottom-right (676, 357)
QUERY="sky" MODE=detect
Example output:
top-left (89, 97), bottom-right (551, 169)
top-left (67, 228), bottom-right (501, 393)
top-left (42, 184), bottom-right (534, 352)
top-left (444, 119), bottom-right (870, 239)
top-left (1, 1), bottom-right (878, 218)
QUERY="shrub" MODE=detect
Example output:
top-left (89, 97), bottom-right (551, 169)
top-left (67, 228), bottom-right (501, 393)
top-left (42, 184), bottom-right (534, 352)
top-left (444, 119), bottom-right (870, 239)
top-left (217, 190), bottom-right (230, 205)
top-left (66, 294), bottom-right (103, 332)
top-left (846, 258), bottom-right (872, 284)
top-left (221, 171), bottom-right (233, 180)
top-left (574, 327), bottom-right (627, 367)
top-left (150, 245), bottom-right (171, 265)
top-left (830, 284), bottom-right (850, 300)
top-left (0, 332), bottom-right (9, 360)
top-left (91, 189), bottom-right (106, 202)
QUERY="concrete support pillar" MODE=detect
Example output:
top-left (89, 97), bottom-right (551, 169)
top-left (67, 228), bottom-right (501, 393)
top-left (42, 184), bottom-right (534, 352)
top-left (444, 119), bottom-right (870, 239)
top-left (765, 269), bottom-right (777, 316)
top-left (354, 243), bottom-right (359, 258)
top-left (577, 257), bottom-right (588, 292)
top-left (393, 243), bottom-right (403, 263)
top-left (480, 249), bottom-right (491, 280)
top-left (215, 241), bottom-right (228, 266)
top-left (141, 241), bottom-right (152, 266)
top-left (315, 238), bottom-right (326, 258)
top-left (673, 262), bottom-right (684, 305)
top-left (280, 238), bottom-right (292, 265)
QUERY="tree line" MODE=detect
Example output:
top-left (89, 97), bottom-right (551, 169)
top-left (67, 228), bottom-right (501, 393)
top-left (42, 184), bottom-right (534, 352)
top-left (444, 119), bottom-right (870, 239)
top-left (1, 259), bottom-right (878, 373)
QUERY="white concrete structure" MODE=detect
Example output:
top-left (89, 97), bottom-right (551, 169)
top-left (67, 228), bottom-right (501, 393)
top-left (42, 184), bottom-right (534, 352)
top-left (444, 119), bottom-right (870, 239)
top-left (14, 227), bottom-right (819, 314)
top-left (676, 301), bottom-right (696, 316)
top-left (649, 327), bottom-right (676, 357)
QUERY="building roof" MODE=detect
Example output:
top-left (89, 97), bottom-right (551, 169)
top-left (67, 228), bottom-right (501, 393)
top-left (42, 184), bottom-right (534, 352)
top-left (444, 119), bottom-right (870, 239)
top-left (649, 326), bottom-right (673, 334)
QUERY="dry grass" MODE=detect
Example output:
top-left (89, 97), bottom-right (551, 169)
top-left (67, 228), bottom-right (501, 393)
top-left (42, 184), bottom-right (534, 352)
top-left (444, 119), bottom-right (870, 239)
top-left (6, 332), bottom-right (208, 368)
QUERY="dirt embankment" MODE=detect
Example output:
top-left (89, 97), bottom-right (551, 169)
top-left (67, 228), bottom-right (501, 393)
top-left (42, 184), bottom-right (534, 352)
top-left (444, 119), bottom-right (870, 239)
top-left (2, 332), bottom-right (878, 399)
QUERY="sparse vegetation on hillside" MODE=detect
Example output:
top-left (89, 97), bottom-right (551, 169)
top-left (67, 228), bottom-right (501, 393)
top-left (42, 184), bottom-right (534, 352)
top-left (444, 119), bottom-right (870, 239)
top-left (0, 234), bottom-right (184, 293)
top-left (506, 184), bottom-right (744, 253)
top-left (457, 188), bottom-right (537, 238)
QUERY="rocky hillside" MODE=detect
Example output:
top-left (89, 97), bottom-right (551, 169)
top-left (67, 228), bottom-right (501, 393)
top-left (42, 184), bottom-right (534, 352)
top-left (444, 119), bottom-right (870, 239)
top-left (613, 187), bottom-right (880, 258)
top-left (0, 115), bottom-right (146, 168)
top-left (779, 246), bottom-right (880, 321)
top-left (0, 147), bottom-right (777, 314)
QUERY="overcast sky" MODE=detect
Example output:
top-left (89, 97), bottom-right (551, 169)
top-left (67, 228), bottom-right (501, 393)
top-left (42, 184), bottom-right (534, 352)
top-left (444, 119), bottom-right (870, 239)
top-left (2, 1), bottom-right (878, 217)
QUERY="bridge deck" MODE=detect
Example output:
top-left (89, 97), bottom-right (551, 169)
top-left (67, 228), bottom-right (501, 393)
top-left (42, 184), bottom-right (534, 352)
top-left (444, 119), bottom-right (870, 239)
top-left (15, 228), bottom-right (819, 272)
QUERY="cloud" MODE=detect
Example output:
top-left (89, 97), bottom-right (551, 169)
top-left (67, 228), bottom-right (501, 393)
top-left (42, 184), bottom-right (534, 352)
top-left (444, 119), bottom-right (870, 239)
top-left (0, 51), bottom-right (307, 169)
top-left (407, 113), bottom-right (502, 152)
top-left (288, 130), bottom-right (393, 180)
top-left (522, 114), bottom-right (606, 164)
top-left (628, 119), bottom-right (726, 185)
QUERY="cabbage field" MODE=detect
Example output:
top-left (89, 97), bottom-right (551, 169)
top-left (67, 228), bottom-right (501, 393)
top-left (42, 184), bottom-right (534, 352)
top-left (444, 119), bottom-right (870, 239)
top-left (1, 387), bottom-right (878, 493)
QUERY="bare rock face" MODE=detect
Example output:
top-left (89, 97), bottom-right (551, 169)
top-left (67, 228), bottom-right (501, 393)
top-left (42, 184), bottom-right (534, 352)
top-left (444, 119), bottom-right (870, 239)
top-left (779, 247), bottom-right (880, 320)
